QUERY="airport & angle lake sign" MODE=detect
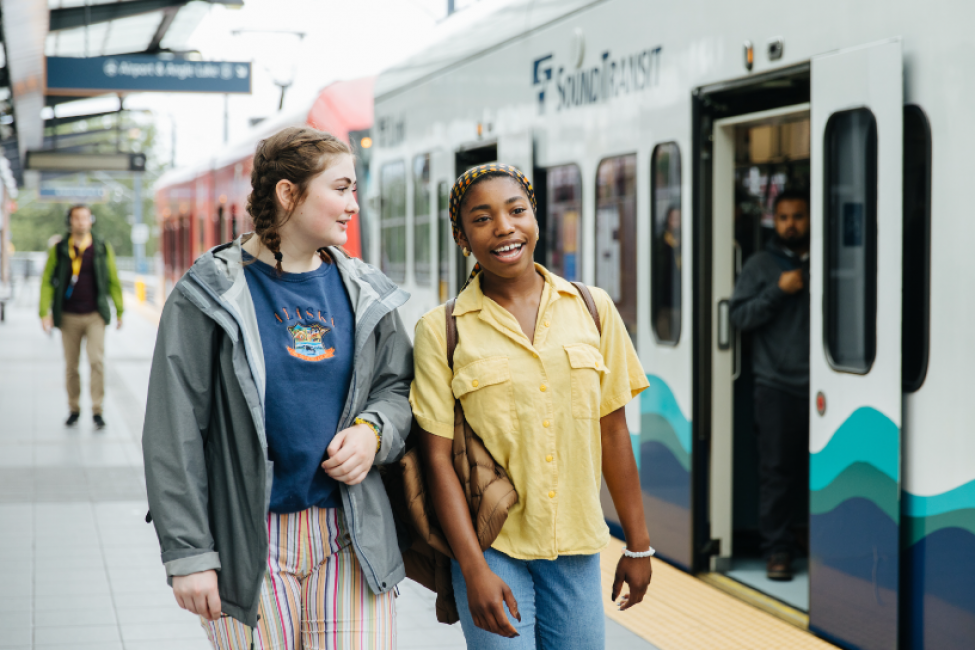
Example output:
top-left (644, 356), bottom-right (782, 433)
top-left (47, 55), bottom-right (252, 95)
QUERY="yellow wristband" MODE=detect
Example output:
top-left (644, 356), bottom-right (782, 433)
top-left (354, 418), bottom-right (382, 453)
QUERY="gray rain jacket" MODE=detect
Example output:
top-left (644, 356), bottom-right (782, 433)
top-left (142, 235), bottom-right (413, 626)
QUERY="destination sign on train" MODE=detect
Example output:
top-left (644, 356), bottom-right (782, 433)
top-left (46, 55), bottom-right (252, 95)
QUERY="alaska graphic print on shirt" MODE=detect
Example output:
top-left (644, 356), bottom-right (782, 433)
top-left (243, 253), bottom-right (354, 513)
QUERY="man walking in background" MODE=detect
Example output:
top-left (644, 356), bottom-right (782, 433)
top-left (730, 190), bottom-right (810, 581)
top-left (39, 205), bottom-right (124, 429)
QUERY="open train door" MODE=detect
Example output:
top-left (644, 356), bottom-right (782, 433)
top-left (808, 39), bottom-right (902, 650)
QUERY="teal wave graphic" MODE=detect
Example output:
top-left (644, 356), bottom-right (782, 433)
top-left (640, 375), bottom-right (691, 453)
top-left (903, 480), bottom-right (975, 546)
top-left (904, 478), bottom-right (975, 517)
top-left (905, 509), bottom-right (975, 547)
top-left (810, 407), bottom-right (899, 491)
top-left (641, 413), bottom-right (690, 472)
top-left (810, 461), bottom-right (898, 521)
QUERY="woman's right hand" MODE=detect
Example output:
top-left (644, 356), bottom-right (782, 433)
top-left (172, 569), bottom-right (222, 620)
top-left (465, 565), bottom-right (521, 638)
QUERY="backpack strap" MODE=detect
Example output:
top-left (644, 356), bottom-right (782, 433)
top-left (445, 298), bottom-right (458, 370)
top-left (570, 281), bottom-right (602, 336)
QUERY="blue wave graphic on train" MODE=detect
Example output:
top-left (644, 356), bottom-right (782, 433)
top-left (808, 407), bottom-right (900, 649)
top-left (639, 375), bottom-right (692, 569)
top-left (903, 479), bottom-right (975, 650)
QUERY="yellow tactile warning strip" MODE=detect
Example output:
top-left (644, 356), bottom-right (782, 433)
top-left (599, 538), bottom-right (839, 650)
top-left (123, 290), bottom-right (161, 325)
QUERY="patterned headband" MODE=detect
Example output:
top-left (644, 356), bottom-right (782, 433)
top-left (447, 163), bottom-right (536, 294)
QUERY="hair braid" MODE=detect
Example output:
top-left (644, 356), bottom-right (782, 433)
top-left (245, 126), bottom-right (353, 274)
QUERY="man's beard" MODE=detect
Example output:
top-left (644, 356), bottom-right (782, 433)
top-left (775, 230), bottom-right (809, 251)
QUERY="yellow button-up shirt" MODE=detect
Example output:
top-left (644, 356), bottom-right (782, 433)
top-left (410, 265), bottom-right (649, 560)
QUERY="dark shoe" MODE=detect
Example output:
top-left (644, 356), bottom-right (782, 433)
top-left (65, 412), bottom-right (80, 427)
top-left (93, 414), bottom-right (106, 430)
top-left (767, 552), bottom-right (793, 581)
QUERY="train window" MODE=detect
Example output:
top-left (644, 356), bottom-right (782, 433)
top-left (824, 108), bottom-right (878, 373)
top-left (413, 154), bottom-right (433, 286)
top-left (595, 154), bottom-right (638, 337)
top-left (902, 105), bottom-right (931, 392)
top-left (216, 206), bottom-right (225, 244)
top-left (651, 143), bottom-right (682, 345)
top-left (545, 165), bottom-right (582, 281)
top-left (437, 181), bottom-right (451, 302)
top-left (380, 160), bottom-right (407, 283)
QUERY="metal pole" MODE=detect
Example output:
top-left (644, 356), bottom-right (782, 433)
top-left (133, 173), bottom-right (145, 274)
top-left (116, 95), bottom-right (124, 152)
top-left (223, 94), bottom-right (229, 143)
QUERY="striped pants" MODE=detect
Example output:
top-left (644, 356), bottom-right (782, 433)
top-left (202, 506), bottom-right (396, 650)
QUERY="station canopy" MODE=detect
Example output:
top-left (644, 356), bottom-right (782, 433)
top-left (0, 0), bottom-right (242, 185)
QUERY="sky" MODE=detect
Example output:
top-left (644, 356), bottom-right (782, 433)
top-left (48, 0), bottom-right (491, 171)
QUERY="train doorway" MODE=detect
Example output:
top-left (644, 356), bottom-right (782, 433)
top-left (709, 104), bottom-right (812, 613)
top-left (700, 41), bottom-right (905, 649)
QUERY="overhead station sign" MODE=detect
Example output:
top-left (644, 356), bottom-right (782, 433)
top-left (38, 186), bottom-right (107, 203)
top-left (46, 55), bottom-right (252, 95)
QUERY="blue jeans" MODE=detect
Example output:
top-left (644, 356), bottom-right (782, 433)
top-left (451, 549), bottom-right (605, 650)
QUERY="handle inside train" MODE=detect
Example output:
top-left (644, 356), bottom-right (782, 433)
top-left (717, 299), bottom-right (732, 350)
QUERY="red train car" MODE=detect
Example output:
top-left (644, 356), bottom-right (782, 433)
top-left (155, 77), bottom-right (375, 298)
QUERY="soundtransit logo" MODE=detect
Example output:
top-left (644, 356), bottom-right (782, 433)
top-left (532, 46), bottom-right (662, 114)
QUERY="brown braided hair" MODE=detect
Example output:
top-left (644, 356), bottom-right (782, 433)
top-left (246, 126), bottom-right (353, 273)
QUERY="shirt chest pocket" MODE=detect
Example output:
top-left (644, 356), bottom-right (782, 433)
top-left (451, 356), bottom-right (516, 438)
top-left (564, 343), bottom-right (608, 420)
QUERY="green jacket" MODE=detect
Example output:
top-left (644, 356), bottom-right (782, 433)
top-left (39, 234), bottom-right (124, 327)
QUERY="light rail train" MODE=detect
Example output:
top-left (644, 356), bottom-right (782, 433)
top-left (365, 2), bottom-right (972, 649)
top-left (155, 2), bottom-right (974, 647)
top-left (154, 77), bottom-right (374, 296)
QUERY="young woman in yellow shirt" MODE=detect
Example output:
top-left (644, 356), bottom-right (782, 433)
top-left (410, 164), bottom-right (654, 649)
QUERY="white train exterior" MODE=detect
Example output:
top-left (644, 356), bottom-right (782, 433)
top-left (367, 2), bottom-right (974, 648)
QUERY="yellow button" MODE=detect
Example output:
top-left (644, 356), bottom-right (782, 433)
top-left (540, 384), bottom-right (547, 392)
top-left (548, 491), bottom-right (556, 498)
top-left (472, 380), bottom-right (479, 388)
top-left (544, 320), bottom-right (551, 327)
top-left (533, 352), bottom-right (538, 358)
top-left (543, 420), bottom-right (550, 427)
top-left (546, 454), bottom-right (553, 463)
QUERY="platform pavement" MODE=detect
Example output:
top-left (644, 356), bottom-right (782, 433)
top-left (0, 277), bottom-right (658, 650)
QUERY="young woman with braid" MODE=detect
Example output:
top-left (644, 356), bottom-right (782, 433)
top-left (410, 164), bottom-right (654, 649)
top-left (143, 126), bottom-right (414, 650)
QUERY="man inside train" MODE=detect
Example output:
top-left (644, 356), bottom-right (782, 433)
top-left (729, 189), bottom-right (810, 581)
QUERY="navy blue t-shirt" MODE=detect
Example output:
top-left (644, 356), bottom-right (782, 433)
top-left (243, 254), bottom-right (354, 513)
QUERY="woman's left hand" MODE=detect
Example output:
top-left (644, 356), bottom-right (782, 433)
top-left (612, 555), bottom-right (653, 611)
top-left (321, 424), bottom-right (377, 485)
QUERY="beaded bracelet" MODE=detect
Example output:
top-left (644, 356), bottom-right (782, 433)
top-left (354, 417), bottom-right (382, 453)
top-left (622, 546), bottom-right (656, 559)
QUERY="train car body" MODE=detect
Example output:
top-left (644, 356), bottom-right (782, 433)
top-left (369, 2), bottom-right (973, 648)
top-left (155, 77), bottom-right (375, 297)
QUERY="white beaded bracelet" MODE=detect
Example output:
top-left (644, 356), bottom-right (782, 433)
top-left (622, 546), bottom-right (656, 558)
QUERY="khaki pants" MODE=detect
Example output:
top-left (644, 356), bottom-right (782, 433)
top-left (60, 312), bottom-right (106, 415)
